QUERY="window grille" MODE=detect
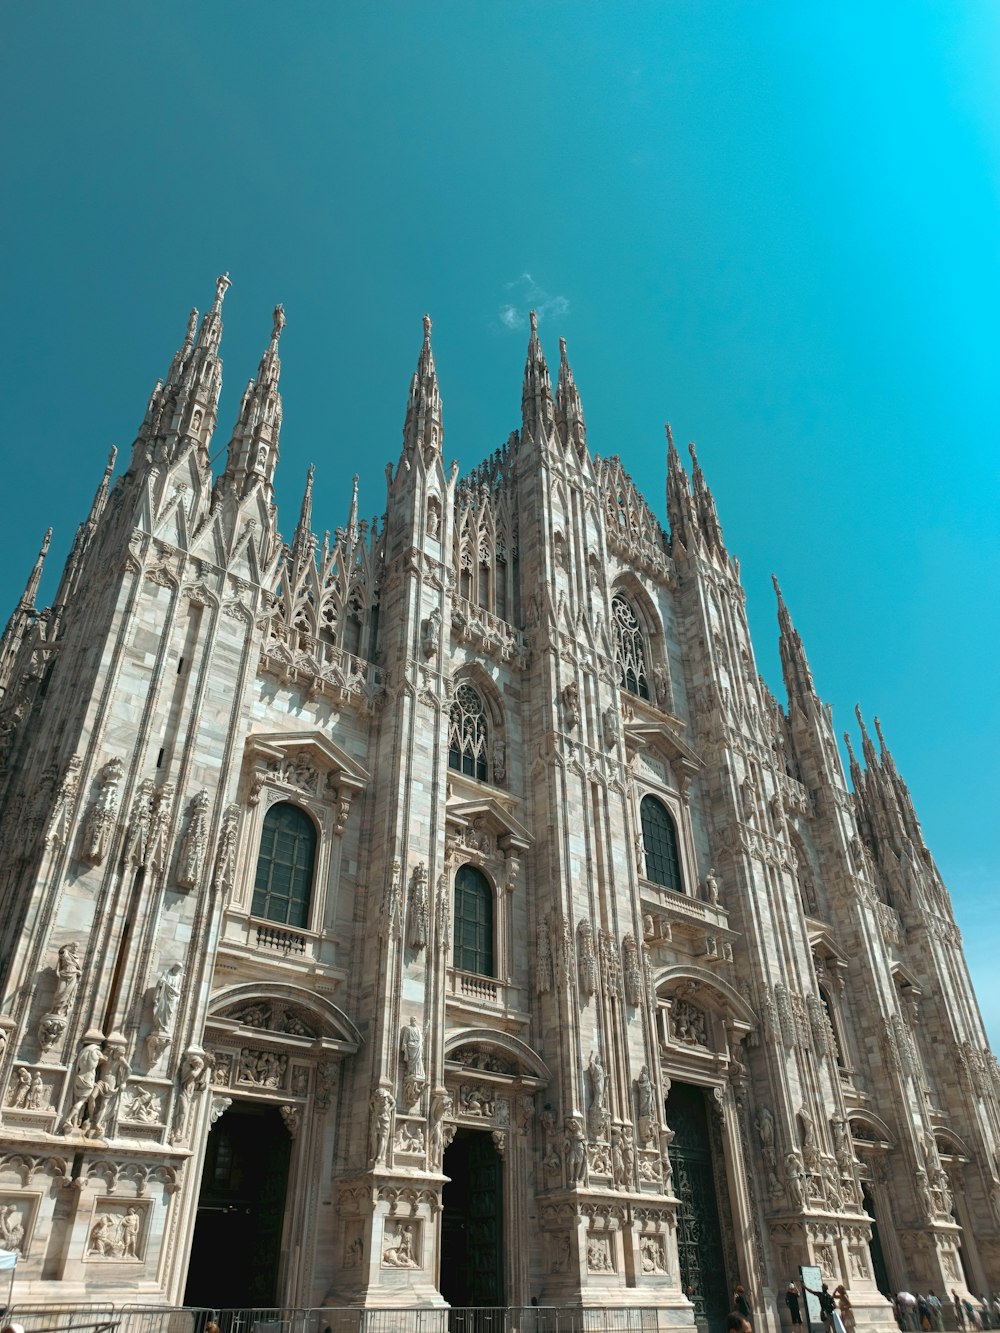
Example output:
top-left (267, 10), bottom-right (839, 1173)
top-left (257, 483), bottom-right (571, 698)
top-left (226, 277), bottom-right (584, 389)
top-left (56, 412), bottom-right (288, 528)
top-left (640, 795), bottom-right (683, 892)
top-left (612, 596), bottom-right (650, 700)
top-left (453, 864), bottom-right (494, 975)
top-left (449, 682), bottom-right (489, 782)
top-left (252, 802), bottom-right (316, 928)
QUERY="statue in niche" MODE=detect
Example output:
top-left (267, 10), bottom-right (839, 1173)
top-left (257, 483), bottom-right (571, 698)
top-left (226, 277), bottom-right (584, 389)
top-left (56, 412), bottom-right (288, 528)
top-left (51, 941), bottom-right (82, 1015)
top-left (429, 1091), bottom-right (455, 1169)
top-left (400, 1017), bottom-right (426, 1107)
top-left (602, 705), bottom-right (617, 749)
top-left (383, 1223), bottom-right (418, 1268)
top-left (636, 1065), bottom-right (656, 1144)
top-left (147, 962), bottom-right (184, 1067)
top-left (7, 1067), bottom-right (30, 1109)
top-left (27, 1071), bottom-right (45, 1110)
top-left (611, 1127), bottom-right (626, 1188)
top-left (171, 1049), bottom-right (213, 1144)
top-left (62, 1041), bottom-right (105, 1134)
top-left (121, 1206), bottom-right (140, 1258)
top-left (587, 1052), bottom-right (608, 1138)
top-left (672, 999), bottom-right (708, 1047)
top-left (565, 1116), bottom-right (588, 1184)
top-left (561, 683), bottom-right (579, 731)
top-left (420, 608), bottom-right (440, 659)
top-left (369, 1087), bottom-right (394, 1165)
top-left (784, 1150), bottom-right (807, 1210)
top-left (0, 1206), bottom-right (25, 1256)
top-left (86, 1039), bottom-right (130, 1138)
top-left (641, 1236), bottom-right (665, 1273)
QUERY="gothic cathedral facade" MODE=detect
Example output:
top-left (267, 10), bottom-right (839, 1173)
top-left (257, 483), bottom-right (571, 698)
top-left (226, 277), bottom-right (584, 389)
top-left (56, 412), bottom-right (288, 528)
top-left (0, 277), bottom-right (996, 1327)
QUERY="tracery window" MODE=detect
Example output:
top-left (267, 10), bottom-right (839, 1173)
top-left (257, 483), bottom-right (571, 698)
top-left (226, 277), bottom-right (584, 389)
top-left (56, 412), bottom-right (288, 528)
top-left (252, 802), bottom-right (317, 929)
top-left (453, 864), bottom-right (494, 975)
top-left (640, 795), bottom-right (683, 892)
top-left (449, 683), bottom-right (489, 782)
top-left (612, 595), bottom-right (650, 700)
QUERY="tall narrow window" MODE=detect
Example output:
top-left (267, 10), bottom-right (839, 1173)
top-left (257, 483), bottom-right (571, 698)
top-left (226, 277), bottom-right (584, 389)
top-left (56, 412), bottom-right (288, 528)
top-left (252, 802), bottom-right (317, 928)
top-left (453, 864), bottom-right (494, 975)
top-left (612, 595), bottom-right (650, 700)
top-left (449, 682), bottom-right (489, 782)
top-left (640, 795), bottom-right (683, 892)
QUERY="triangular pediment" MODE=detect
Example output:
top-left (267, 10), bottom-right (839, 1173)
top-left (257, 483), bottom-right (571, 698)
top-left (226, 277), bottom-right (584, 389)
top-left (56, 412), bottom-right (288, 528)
top-left (445, 797), bottom-right (532, 851)
top-left (248, 729), bottom-right (371, 791)
top-left (624, 717), bottom-right (703, 780)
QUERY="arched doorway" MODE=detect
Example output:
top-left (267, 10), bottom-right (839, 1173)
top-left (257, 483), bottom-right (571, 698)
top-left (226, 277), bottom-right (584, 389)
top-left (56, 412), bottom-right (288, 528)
top-left (185, 1101), bottom-right (292, 1308)
top-left (440, 1127), bottom-right (504, 1309)
top-left (666, 1082), bottom-right (734, 1333)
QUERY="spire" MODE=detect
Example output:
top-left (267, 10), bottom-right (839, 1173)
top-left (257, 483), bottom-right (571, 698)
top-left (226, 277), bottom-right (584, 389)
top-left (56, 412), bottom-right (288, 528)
top-left (19, 529), bottom-right (51, 612)
top-left (773, 575), bottom-right (817, 703)
top-left (855, 704), bottom-right (879, 771)
top-left (874, 714), bottom-right (925, 847)
top-left (665, 423), bottom-right (697, 550)
top-left (87, 446), bottom-right (117, 528)
top-left (555, 336), bottom-right (586, 457)
top-left (688, 441), bottom-right (726, 553)
top-left (521, 311), bottom-right (555, 446)
top-left (843, 729), bottom-right (864, 792)
top-left (133, 276), bottom-right (230, 471)
top-left (292, 464), bottom-right (316, 564)
top-left (347, 473), bottom-right (360, 545)
top-left (402, 314), bottom-right (443, 463)
top-left (221, 303), bottom-right (285, 497)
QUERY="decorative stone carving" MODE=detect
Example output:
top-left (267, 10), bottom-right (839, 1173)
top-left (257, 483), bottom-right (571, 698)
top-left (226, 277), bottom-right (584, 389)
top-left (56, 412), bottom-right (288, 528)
top-left (420, 607), bottom-right (441, 659)
top-left (561, 682), bottom-right (579, 730)
top-left (640, 1234), bottom-right (666, 1273)
top-left (382, 1222), bottom-right (419, 1268)
top-left (577, 918), bottom-right (597, 997)
top-left (587, 1052), bottom-right (608, 1139)
top-left (125, 779), bottom-right (155, 866)
top-left (784, 1150), bottom-right (806, 1210)
top-left (46, 755), bottom-right (81, 849)
top-left (176, 789), bottom-right (210, 888)
top-left (535, 920), bottom-right (553, 994)
top-left (280, 1104), bottom-right (300, 1138)
top-left (459, 1084), bottom-right (495, 1117)
top-left (394, 1121), bottom-right (425, 1155)
top-left (146, 962), bottom-right (183, 1068)
top-left (429, 1090), bottom-right (455, 1169)
top-left (82, 757), bottom-right (123, 865)
top-left (636, 1065), bottom-right (656, 1145)
top-left (407, 862), bottom-right (428, 951)
top-left (51, 941), bottom-right (82, 1016)
top-left (565, 1116), bottom-right (588, 1184)
top-left (400, 1017), bottom-right (426, 1109)
top-left (206, 804), bottom-right (238, 894)
top-left (171, 1048), bottom-right (213, 1145)
top-left (62, 1041), bottom-right (106, 1135)
top-left (622, 933), bottom-right (642, 1007)
top-left (369, 1086), bottom-right (394, 1165)
top-left (123, 1087), bottom-right (163, 1124)
top-left (586, 1233), bottom-right (614, 1273)
top-left (236, 1048), bottom-right (288, 1088)
top-left (704, 867), bottom-right (720, 904)
top-left (146, 781), bottom-right (175, 875)
top-left (87, 1204), bottom-right (144, 1260)
top-left (599, 929), bottom-right (622, 1000)
top-left (671, 998), bottom-right (708, 1047)
top-left (0, 1200), bottom-right (28, 1256)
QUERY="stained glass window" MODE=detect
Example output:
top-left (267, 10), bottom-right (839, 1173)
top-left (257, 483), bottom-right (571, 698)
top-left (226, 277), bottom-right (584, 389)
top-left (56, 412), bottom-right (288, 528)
top-left (612, 596), bottom-right (650, 700)
top-left (449, 683), bottom-right (489, 782)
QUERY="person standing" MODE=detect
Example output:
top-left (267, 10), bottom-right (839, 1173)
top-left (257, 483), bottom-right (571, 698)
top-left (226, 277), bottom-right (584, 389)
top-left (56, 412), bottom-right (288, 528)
top-left (734, 1286), bottom-right (752, 1320)
top-left (786, 1284), bottom-right (803, 1326)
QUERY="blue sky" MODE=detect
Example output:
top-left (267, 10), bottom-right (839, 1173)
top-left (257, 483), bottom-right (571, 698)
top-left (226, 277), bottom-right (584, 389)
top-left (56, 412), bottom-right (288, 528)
top-left (3, 3), bottom-right (998, 1036)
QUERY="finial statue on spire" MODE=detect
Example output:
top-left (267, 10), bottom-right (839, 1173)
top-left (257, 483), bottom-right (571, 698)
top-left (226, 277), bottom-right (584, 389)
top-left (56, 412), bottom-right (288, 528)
top-left (184, 308), bottom-right (198, 346)
top-left (215, 272), bottom-right (231, 305)
top-left (529, 310), bottom-right (538, 335)
top-left (272, 304), bottom-right (286, 343)
top-left (559, 336), bottom-right (568, 360)
top-left (422, 313), bottom-right (432, 343)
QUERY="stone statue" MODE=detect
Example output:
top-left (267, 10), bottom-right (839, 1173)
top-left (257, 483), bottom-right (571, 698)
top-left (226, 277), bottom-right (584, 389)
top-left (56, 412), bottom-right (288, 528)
top-left (565, 1116), bottom-right (588, 1185)
top-left (51, 941), bottom-right (82, 1015)
top-left (369, 1087), bottom-right (394, 1165)
top-left (86, 1039), bottom-right (130, 1138)
top-left (7, 1067), bottom-right (30, 1109)
top-left (562, 682), bottom-right (580, 731)
top-left (704, 868), bottom-right (720, 905)
top-left (420, 608), bottom-right (441, 659)
top-left (382, 1223), bottom-right (417, 1267)
top-left (587, 1051), bottom-right (608, 1138)
top-left (171, 1049), bottom-right (213, 1144)
top-left (400, 1017), bottom-right (425, 1079)
top-left (62, 1041), bottom-right (105, 1134)
top-left (636, 1065), bottom-right (656, 1144)
top-left (429, 1090), bottom-right (454, 1169)
top-left (147, 962), bottom-right (183, 1067)
top-left (784, 1150), bottom-right (806, 1210)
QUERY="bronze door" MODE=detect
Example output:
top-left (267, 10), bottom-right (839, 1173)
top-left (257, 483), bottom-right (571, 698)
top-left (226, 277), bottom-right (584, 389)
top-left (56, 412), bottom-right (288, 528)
top-left (667, 1082), bottom-right (732, 1333)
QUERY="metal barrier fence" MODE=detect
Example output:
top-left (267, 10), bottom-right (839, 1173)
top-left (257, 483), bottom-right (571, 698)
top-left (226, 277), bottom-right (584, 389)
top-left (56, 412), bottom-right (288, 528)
top-left (4, 1308), bottom-right (672, 1333)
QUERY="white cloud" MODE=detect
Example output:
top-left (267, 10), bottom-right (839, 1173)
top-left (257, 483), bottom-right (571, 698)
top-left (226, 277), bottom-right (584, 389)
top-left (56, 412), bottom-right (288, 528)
top-left (496, 273), bottom-right (570, 332)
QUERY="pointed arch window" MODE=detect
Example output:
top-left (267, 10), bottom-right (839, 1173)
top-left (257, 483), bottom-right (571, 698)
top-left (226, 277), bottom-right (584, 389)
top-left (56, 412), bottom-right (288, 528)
top-left (453, 864), bottom-right (494, 976)
top-left (640, 795), bottom-right (683, 892)
top-left (449, 682), bottom-right (489, 782)
top-left (252, 802), bottom-right (317, 929)
top-left (612, 595), bottom-right (650, 700)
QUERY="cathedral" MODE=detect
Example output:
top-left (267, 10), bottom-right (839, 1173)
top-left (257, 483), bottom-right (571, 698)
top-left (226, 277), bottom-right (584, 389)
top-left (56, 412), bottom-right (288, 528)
top-left (0, 274), bottom-right (996, 1329)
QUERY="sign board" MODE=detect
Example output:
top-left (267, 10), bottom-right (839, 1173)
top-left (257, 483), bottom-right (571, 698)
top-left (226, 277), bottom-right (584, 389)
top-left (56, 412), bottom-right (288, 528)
top-left (800, 1265), bottom-right (823, 1333)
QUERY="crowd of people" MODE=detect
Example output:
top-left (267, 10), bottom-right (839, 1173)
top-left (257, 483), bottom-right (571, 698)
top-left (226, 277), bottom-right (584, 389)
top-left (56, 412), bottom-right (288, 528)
top-left (729, 1279), bottom-right (1000, 1332)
